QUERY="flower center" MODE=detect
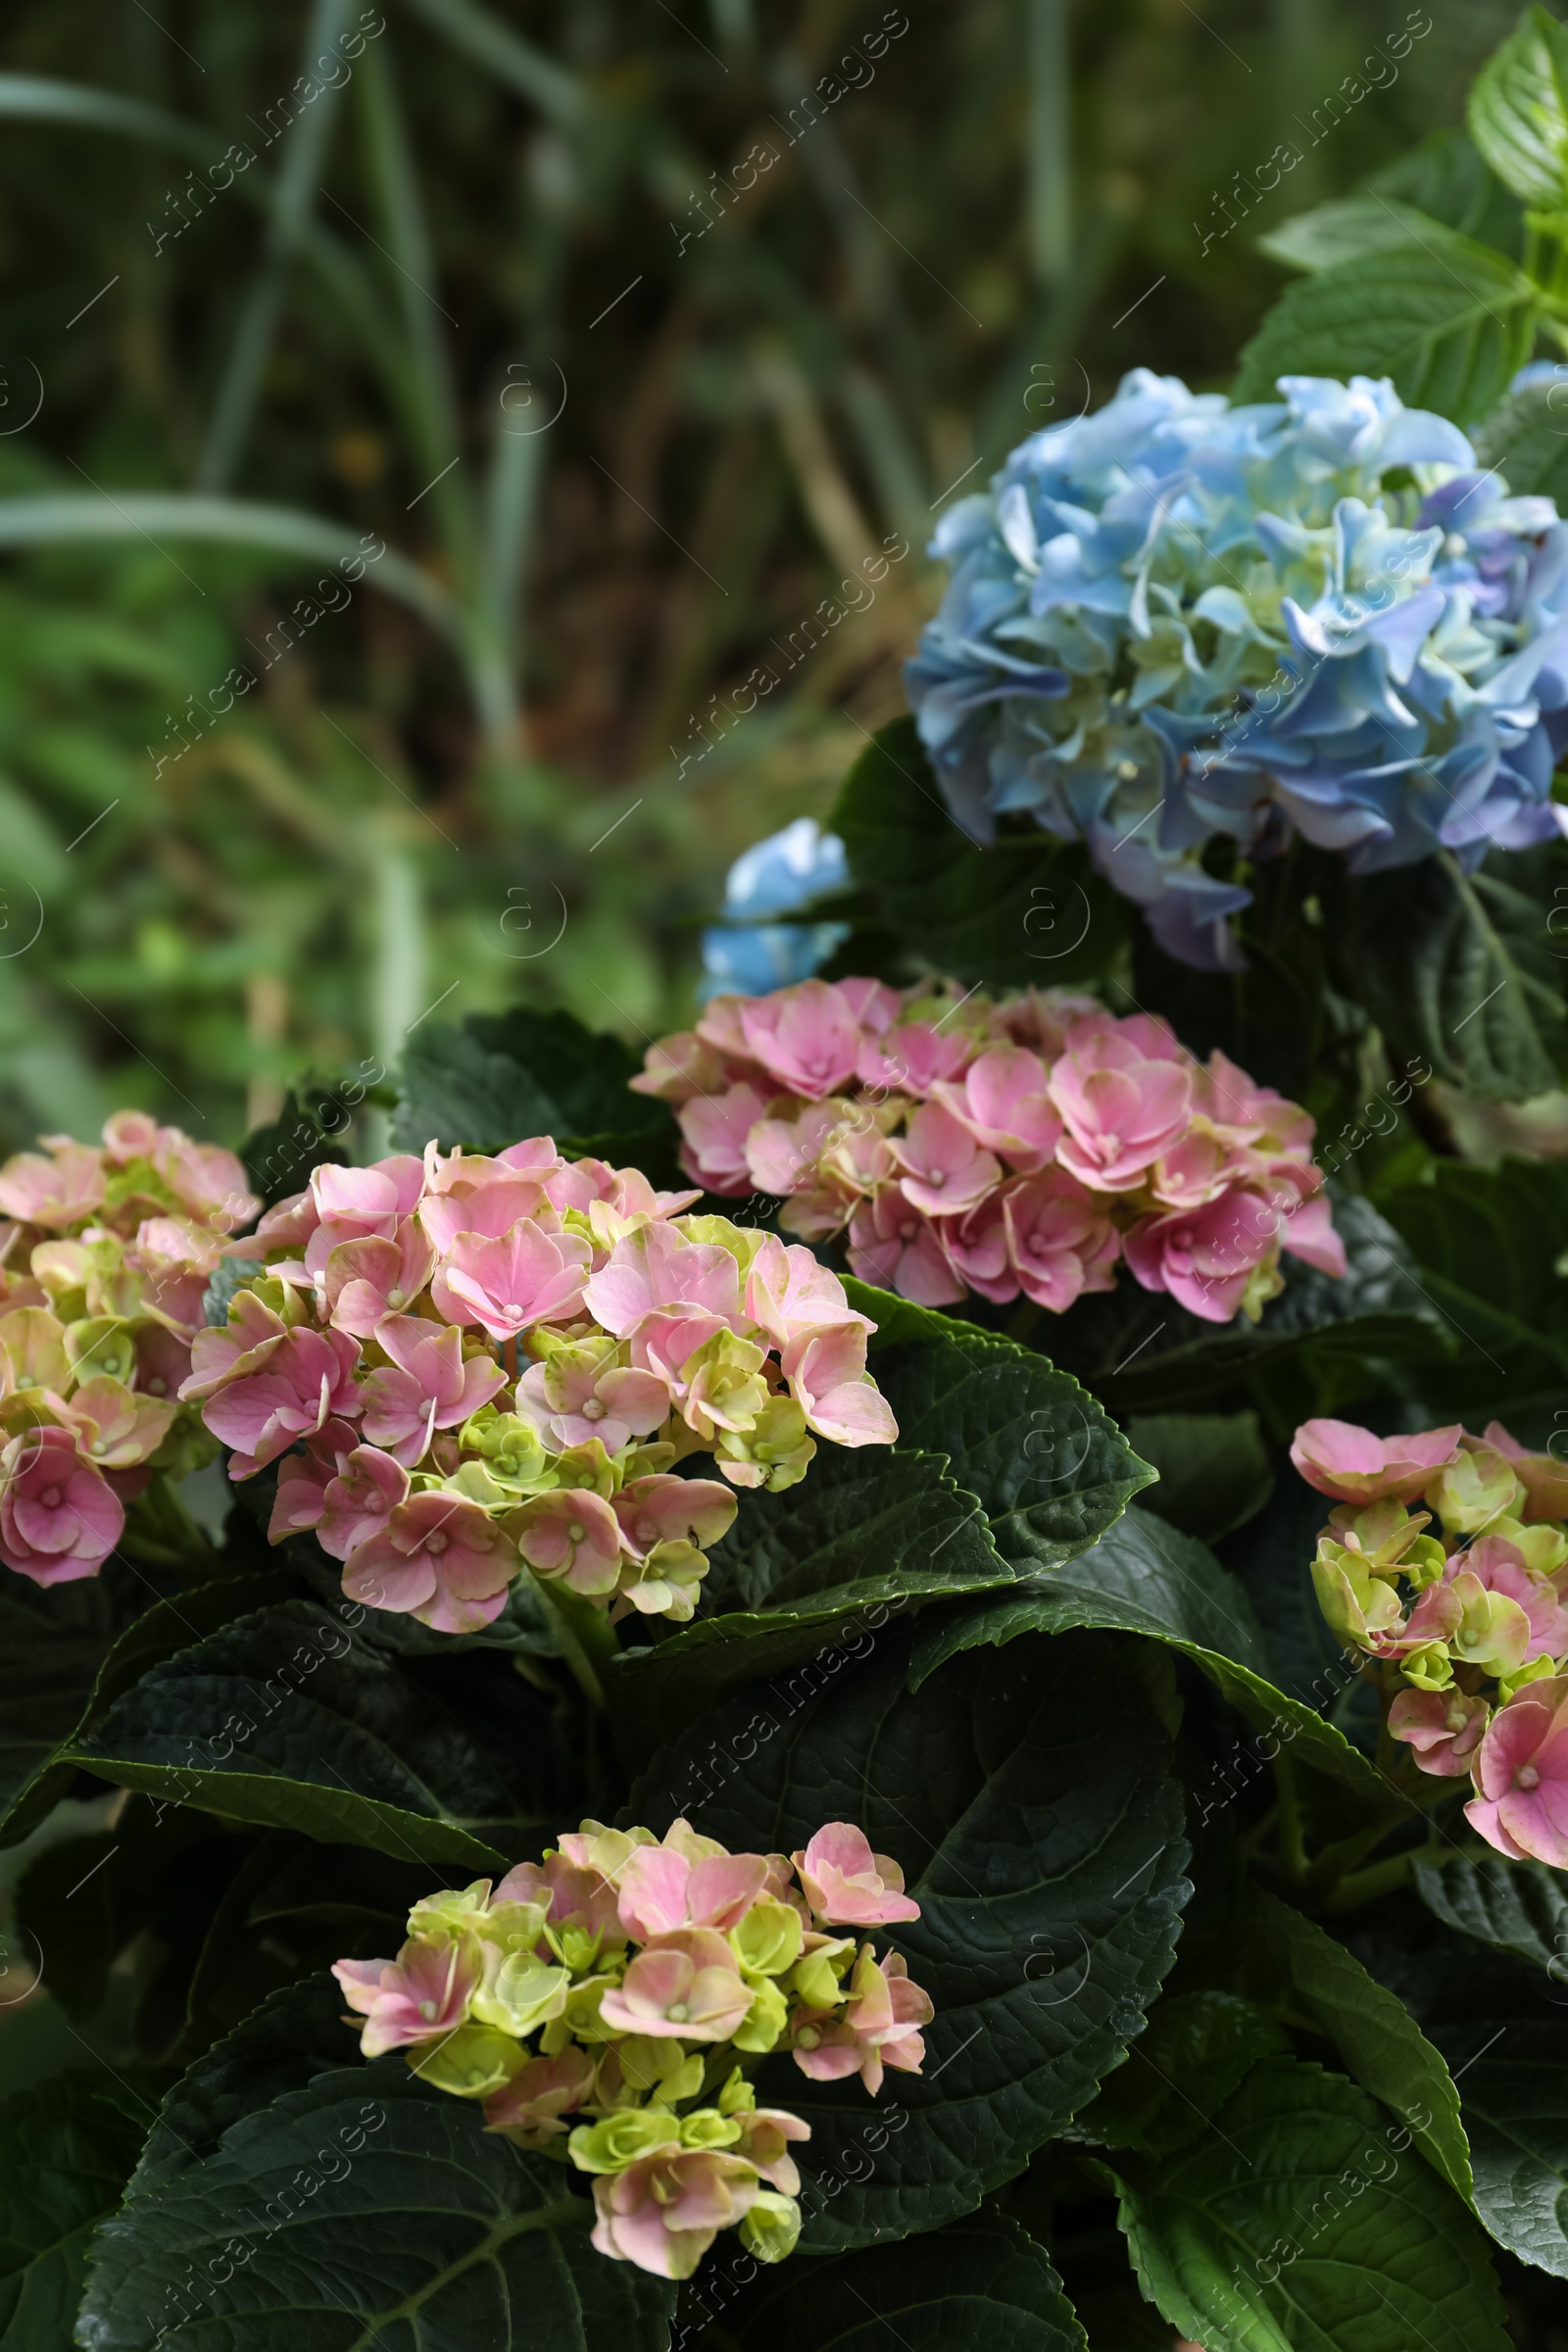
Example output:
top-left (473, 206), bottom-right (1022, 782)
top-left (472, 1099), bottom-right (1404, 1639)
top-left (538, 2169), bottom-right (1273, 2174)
top-left (665, 2002), bottom-right (688, 2023)
top-left (1517, 1763), bottom-right (1542, 1789)
top-left (503, 1302), bottom-right (525, 1319)
top-left (581, 1398), bottom-right (606, 1420)
top-left (387, 1288), bottom-right (405, 1309)
top-left (40, 1486), bottom-right (61, 1508)
top-left (147, 1377), bottom-right (167, 1396)
top-left (567, 1523), bottom-right (585, 1544)
top-left (926, 1169), bottom-right (945, 1188)
top-left (418, 2000), bottom-right (438, 2021)
top-left (425, 1531), bottom-right (449, 1554)
top-left (635, 1521), bottom-right (657, 1545)
top-left (796, 2027), bottom-right (820, 2049)
top-left (898, 1221), bottom-right (918, 1242)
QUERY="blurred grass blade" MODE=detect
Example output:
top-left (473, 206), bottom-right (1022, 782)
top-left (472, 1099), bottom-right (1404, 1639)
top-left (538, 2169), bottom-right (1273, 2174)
top-left (0, 74), bottom-right (403, 387)
top-left (840, 365), bottom-right (930, 549)
top-left (709, 0), bottom-right (755, 56)
top-left (0, 74), bottom-right (212, 156)
top-left (0, 494), bottom-right (464, 645)
top-left (1027, 0), bottom-right (1072, 284)
top-left (372, 833), bottom-right (429, 1072)
top-left (357, 35), bottom-right (474, 579)
top-left (197, 0), bottom-right (362, 492)
top-left (396, 0), bottom-right (585, 122)
top-left (479, 245), bottom-right (562, 717)
top-left (752, 338), bottom-right (880, 576)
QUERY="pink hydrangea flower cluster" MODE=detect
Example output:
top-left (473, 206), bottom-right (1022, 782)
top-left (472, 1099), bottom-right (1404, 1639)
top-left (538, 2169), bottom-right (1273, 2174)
top-left (633, 978), bottom-right (1344, 1324)
top-left (185, 1139), bottom-right (896, 1634)
top-left (1295, 1415), bottom-right (1568, 1867)
top-left (332, 1816), bottom-right (932, 2279)
top-left (0, 1113), bottom-right (258, 1586)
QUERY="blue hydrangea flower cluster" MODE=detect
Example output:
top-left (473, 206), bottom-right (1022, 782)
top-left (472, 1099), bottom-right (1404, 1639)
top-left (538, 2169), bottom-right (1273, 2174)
top-left (905, 370), bottom-right (1568, 968)
top-left (700, 817), bottom-right (850, 998)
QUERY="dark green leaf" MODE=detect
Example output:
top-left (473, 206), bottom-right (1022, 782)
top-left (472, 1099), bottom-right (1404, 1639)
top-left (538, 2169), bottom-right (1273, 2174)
top-left (908, 1505), bottom-right (1400, 1814)
top-left (76, 2041), bottom-right (676, 2352)
top-left (1126, 840), bottom-right (1343, 1108)
top-left (1124, 1412), bottom-right (1273, 1544)
top-left (129, 1973), bottom-right (374, 2194)
top-left (608, 1443), bottom-right (1011, 1744)
top-left (1375, 1152), bottom-right (1568, 1410)
top-left (1468, 3), bottom-right (1568, 209)
top-left (1250, 1888), bottom-right (1472, 2200)
top-left (392, 1004), bottom-right (673, 1157)
top-left (1074, 1990), bottom-right (1291, 2159)
top-left (1372, 127), bottom-right (1527, 256)
top-left (1234, 232), bottom-right (1540, 422)
top-left (1475, 374), bottom-right (1568, 501)
top-left (1429, 2019), bottom-right (1568, 2279)
top-left (847, 1279), bottom-right (1156, 1564)
top-left (0, 1569), bottom-right (298, 1852)
top-left (15, 1800), bottom-right (238, 2034)
top-left (696, 1447), bottom-right (999, 1620)
top-left (1220, 1460), bottom-right (1384, 1752)
top-left (1326, 851), bottom-right (1568, 1103)
top-left (829, 716), bottom-right (1127, 990)
top-left (0, 1578), bottom-right (119, 1830)
top-left (1256, 195), bottom-right (1446, 274)
top-left (64, 1596), bottom-right (571, 1870)
top-left (180, 1837), bottom-right (431, 2057)
top-left (1414, 1853), bottom-right (1568, 1978)
top-left (688, 2209), bottom-right (1087, 2350)
top-left (1258, 134), bottom-right (1525, 271)
top-left (1114, 2057), bottom-right (1510, 2352)
top-left (630, 1625), bottom-right (1190, 2251)
top-left (0, 2070), bottom-right (151, 2348)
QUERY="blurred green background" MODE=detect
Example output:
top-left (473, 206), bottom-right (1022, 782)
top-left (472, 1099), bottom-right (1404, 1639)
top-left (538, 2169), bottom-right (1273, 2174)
top-left (0, 0), bottom-right (1518, 1152)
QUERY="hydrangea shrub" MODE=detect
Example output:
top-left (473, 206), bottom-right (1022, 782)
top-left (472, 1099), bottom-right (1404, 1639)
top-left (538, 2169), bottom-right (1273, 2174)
top-left (16, 20), bottom-right (1568, 2344)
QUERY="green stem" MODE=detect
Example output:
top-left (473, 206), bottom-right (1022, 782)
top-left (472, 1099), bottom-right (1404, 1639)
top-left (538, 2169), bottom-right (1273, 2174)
top-left (1238, 1803), bottom-right (1279, 1860)
top-left (1274, 1749), bottom-right (1307, 1885)
top-left (1301, 1815), bottom-right (1400, 1899)
top-left (535, 1581), bottom-right (619, 1710)
top-left (1322, 1845), bottom-right (1433, 1911)
top-left (1004, 1298), bottom-right (1044, 1346)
